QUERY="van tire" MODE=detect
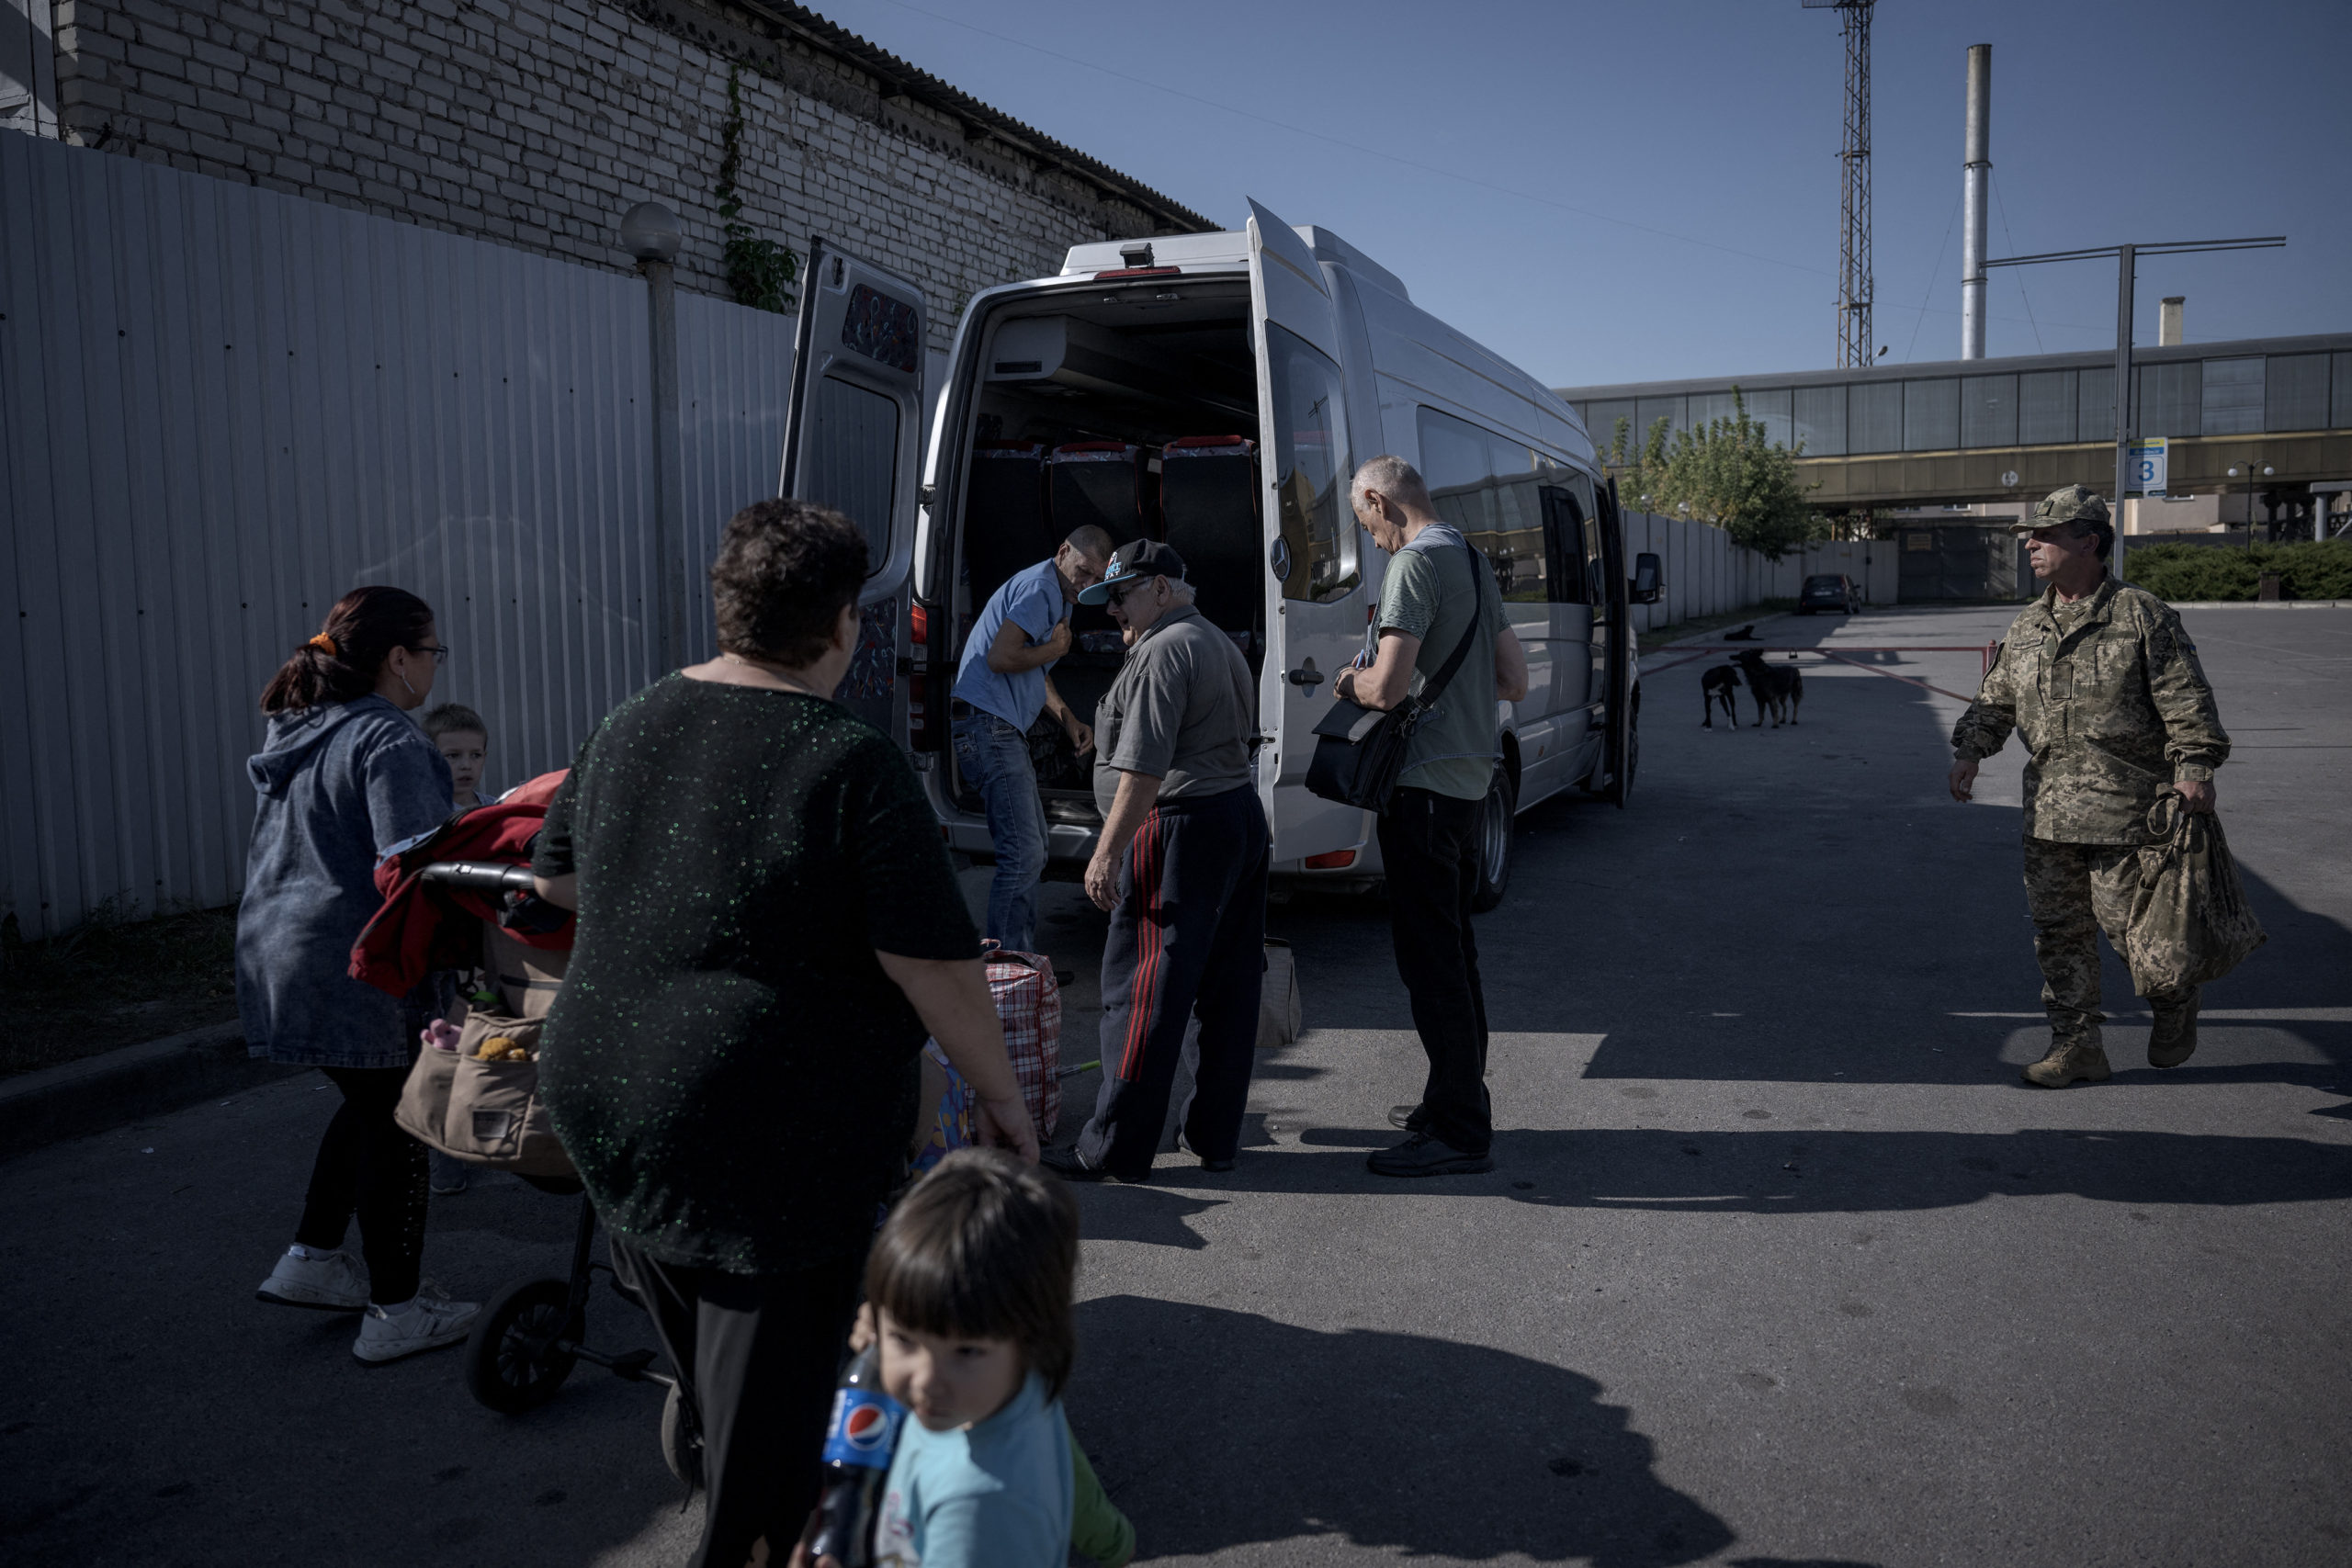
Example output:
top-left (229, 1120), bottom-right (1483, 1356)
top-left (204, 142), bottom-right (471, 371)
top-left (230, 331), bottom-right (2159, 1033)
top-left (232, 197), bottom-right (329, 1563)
top-left (1471, 766), bottom-right (1517, 913)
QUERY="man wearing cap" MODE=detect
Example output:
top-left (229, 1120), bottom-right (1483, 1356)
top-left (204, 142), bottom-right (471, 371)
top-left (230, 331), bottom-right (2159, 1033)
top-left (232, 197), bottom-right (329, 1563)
top-left (1950, 484), bottom-right (2231, 1087)
top-left (950, 525), bottom-right (1115, 955)
top-left (1042, 539), bottom-right (1268, 1182)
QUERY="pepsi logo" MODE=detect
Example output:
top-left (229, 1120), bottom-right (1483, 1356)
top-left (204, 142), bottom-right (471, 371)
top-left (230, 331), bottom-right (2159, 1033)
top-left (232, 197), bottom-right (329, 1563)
top-left (842, 1402), bottom-right (891, 1450)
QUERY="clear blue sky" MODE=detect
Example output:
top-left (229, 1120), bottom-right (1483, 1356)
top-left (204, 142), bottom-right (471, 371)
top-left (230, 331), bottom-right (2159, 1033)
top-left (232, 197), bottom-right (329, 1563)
top-left (811, 0), bottom-right (2349, 388)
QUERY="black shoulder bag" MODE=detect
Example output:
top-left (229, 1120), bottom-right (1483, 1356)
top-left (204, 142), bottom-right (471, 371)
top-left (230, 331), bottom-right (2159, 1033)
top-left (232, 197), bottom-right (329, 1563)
top-left (1305, 546), bottom-right (1490, 814)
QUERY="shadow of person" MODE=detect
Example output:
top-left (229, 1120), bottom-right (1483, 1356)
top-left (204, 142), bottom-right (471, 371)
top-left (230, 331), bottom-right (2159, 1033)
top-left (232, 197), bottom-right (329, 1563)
top-left (1161, 1125), bottom-right (2352, 1217)
top-left (1069, 1295), bottom-right (1735, 1565)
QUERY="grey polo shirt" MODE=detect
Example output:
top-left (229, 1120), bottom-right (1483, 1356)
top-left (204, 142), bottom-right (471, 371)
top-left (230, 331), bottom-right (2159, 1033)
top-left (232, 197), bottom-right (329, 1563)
top-left (1091, 604), bottom-right (1256, 815)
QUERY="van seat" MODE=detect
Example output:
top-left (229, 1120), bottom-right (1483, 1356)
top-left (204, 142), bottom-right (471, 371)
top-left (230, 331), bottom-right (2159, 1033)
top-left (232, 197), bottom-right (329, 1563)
top-left (1048, 442), bottom-right (1146, 545)
top-left (1159, 436), bottom-right (1260, 653)
top-left (965, 443), bottom-right (1052, 611)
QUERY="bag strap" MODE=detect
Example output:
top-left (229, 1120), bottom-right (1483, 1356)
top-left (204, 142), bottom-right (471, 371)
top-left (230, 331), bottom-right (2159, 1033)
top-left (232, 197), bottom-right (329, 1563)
top-left (1405, 539), bottom-right (1492, 717)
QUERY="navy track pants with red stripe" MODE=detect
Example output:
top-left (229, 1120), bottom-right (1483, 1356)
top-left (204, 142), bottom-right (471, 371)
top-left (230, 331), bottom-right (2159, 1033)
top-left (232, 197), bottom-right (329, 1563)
top-left (1074, 785), bottom-right (1270, 1180)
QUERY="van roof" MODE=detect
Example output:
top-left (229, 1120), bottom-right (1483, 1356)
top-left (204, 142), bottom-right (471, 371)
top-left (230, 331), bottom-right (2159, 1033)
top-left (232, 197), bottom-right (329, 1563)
top-left (1059, 225), bottom-right (1411, 302)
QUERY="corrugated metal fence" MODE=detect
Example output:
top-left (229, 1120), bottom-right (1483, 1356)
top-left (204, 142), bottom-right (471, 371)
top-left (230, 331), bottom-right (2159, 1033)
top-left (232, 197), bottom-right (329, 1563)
top-left (1, 132), bottom-right (792, 938)
top-left (1617, 510), bottom-right (1898, 635)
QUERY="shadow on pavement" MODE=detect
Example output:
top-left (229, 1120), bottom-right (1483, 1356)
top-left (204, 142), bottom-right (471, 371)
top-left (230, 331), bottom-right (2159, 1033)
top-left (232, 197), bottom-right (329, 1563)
top-left (1090, 1125), bottom-right (2352, 1224)
top-left (1069, 1294), bottom-right (1742, 1566)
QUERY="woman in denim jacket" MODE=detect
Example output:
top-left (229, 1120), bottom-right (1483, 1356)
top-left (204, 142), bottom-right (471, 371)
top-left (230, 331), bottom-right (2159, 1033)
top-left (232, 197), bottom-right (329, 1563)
top-left (241, 585), bottom-right (476, 1364)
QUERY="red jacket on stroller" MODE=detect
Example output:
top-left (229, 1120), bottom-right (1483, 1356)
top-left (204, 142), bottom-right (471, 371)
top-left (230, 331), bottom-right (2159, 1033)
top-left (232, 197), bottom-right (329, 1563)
top-left (349, 771), bottom-right (572, 998)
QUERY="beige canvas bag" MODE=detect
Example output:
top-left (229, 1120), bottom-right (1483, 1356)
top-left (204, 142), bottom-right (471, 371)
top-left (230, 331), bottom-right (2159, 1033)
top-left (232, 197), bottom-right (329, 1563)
top-left (2124, 795), bottom-right (2267, 996)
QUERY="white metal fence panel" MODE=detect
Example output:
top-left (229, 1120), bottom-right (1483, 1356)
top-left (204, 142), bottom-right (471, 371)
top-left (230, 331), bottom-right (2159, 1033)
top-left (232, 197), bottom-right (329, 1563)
top-left (2, 132), bottom-right (791, 938)
top-left (1617, 512), bottom-right (1899, 637)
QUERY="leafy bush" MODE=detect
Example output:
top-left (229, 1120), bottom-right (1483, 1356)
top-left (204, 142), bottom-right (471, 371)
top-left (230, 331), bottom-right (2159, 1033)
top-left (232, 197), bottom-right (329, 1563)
top-left (2126, 540), bottom-right (2352, 603)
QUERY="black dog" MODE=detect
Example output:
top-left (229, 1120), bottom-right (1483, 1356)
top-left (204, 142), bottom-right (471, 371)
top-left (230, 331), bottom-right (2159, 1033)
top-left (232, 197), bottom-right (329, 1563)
top-left (1702, 663), bottom-right (1740, 728)
top-left (1722, 623), bottom-right (1760, 642)
top-left (1734, 649), bottom-right (1804, 728)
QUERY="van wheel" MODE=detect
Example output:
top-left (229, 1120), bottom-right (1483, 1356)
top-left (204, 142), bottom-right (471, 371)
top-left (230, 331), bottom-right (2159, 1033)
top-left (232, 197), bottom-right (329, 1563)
top-left (1471, 767), bottom-right (1517, 913)
top-left (1610, 705), bottom-right (1640, 808)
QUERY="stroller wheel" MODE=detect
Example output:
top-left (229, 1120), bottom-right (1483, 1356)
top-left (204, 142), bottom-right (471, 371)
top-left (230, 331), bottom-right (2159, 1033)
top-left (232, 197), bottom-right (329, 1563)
top-left (464, 1277), bottom-right (578, 1414)
top-left (662, 1381), bottom-right (705, 1488)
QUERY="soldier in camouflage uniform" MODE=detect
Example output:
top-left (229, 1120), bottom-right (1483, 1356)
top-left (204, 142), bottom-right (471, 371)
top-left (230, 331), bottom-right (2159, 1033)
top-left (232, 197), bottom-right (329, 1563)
top-left (1948, 485), bottom-right (2230, 1087)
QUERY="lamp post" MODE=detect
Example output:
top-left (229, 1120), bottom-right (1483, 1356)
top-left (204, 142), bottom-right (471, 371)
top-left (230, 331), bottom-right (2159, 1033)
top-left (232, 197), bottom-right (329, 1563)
top-left (2227, 460), bottom-right (2274, 552)
top-left (621, 200), bottom-right (687, 674)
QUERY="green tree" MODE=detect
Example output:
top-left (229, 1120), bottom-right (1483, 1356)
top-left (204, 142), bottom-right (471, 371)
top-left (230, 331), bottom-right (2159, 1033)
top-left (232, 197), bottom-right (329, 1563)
top-left (1600, 388), bottom-right (1820, 560)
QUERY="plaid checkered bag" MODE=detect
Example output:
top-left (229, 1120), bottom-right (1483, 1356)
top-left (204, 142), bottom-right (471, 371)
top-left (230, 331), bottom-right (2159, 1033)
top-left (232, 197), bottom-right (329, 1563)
top-left (982, 942), bottom-right (1062, 1139)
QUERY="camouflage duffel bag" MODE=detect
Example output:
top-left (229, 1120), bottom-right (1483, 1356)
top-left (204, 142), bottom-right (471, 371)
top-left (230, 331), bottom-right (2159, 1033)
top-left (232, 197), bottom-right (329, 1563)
top-left (2123, 794), bottom-right (2267, 996)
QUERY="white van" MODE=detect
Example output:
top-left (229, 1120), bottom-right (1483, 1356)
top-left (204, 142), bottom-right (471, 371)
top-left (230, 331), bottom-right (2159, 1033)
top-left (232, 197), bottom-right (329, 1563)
top-left (776, 199), bottom-right (1659, 908)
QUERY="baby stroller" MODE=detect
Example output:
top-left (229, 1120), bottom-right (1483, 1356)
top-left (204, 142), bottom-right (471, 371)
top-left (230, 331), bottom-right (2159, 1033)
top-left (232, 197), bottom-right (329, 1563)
top-left (356, 786), bottom-right (698, 1482)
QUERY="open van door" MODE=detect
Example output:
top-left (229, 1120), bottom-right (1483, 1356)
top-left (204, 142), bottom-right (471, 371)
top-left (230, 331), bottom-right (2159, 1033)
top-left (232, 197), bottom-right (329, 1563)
top-left (1599, 478), bottom-right (1636, 807)
top-left (1246, 198), bottom-right (1369, 863)
top-left (779, 238), bottom-right (927, 733)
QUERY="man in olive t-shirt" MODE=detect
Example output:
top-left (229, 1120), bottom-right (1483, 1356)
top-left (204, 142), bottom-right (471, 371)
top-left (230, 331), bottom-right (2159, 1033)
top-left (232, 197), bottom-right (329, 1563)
top-left (1335, 455), bottom-right (1528, 1178)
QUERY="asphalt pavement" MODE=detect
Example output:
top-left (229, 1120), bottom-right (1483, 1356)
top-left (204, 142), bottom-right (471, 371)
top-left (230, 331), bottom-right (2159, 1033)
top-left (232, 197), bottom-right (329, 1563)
top-left (3, 604), bottom-right (2346, 1567)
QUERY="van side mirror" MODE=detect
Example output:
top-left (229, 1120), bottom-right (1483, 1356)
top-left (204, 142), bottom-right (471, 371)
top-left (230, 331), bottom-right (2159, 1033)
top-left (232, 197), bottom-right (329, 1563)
top-left (1631, 552), bottom-right (1664, 604)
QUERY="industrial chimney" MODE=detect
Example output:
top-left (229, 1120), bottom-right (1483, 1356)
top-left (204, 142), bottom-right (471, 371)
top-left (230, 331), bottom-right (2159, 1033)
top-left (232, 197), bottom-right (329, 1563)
top-left (1960, 44), bottom-right (1990, 359)
top-left (2160, 296), bottom-right (2185, 345)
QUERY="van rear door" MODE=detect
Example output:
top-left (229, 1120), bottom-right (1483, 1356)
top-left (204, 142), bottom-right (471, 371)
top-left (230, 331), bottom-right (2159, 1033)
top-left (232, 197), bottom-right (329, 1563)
top-left (1246, 198), bottom-right (1368, 863)
top-left (779, 239), bottom-right (928, 733)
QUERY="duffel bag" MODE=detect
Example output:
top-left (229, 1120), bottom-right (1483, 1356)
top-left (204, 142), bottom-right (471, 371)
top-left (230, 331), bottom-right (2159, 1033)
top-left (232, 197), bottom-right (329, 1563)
top-left (982, 943), bottom-right (1062, 1141)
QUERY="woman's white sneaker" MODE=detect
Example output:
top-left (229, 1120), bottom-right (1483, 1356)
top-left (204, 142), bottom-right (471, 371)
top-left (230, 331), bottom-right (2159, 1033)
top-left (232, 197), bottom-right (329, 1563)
top-left (256, 1247), bottom-right (369, 1312)
top-left (352, 1283), bottom-right (480, 1364)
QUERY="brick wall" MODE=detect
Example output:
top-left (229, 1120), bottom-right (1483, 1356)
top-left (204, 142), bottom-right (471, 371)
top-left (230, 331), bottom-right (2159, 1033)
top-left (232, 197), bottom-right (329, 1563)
top-left (44, 0), bottom-right (1208, 348)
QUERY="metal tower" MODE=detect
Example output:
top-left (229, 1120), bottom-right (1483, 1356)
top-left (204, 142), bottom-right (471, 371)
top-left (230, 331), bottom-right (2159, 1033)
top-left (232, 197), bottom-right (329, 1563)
top-left (1805, 0), bottom-right (1875, 367)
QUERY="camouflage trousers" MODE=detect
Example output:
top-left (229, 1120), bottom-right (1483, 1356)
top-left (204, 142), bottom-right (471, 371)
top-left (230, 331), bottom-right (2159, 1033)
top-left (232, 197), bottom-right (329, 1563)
top-left (2022, 837), bottom-right (2196, 1047)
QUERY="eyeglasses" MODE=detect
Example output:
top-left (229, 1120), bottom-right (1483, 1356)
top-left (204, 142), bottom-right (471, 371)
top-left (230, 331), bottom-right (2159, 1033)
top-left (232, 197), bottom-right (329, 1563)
top-left (410, 642), bottom-right (452, 665)
top-left (1102, 583), bottom-right (1135, 608)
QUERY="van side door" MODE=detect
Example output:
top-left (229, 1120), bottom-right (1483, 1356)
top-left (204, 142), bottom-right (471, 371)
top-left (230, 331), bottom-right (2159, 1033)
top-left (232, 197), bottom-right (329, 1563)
top-left (778, 238), bottom-right (928, 738)
top-left (1246, 198), bottom-right (1368, 863)
top-left (1538, 476), bottom-right (1597, 791)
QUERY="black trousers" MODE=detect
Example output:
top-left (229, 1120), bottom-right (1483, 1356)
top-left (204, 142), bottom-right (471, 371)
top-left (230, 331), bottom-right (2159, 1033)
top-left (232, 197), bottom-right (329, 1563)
top-left (1376, 787), bottom-right (1492, 1153)
top-left (294, 1065), bottom-right (429, 1305)
top-left (1076, 786), bottom-right (1270, 1180)
top-left (610, 1238), bottom-right (865, 1568)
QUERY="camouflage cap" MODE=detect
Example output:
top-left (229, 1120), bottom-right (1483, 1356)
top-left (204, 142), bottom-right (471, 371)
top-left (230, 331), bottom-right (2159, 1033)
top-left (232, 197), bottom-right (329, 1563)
top-left (2010, 484), bottom-right (2111, 535)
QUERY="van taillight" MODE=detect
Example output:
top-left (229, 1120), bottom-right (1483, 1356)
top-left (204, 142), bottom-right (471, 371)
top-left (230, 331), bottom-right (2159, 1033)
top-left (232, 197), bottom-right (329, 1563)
top-left (1303, 849), bottom-right (1356, 871)
top-left (907, 604), bottom-right (938, 749)
top-left (910, 604), bottom-right (929, 646)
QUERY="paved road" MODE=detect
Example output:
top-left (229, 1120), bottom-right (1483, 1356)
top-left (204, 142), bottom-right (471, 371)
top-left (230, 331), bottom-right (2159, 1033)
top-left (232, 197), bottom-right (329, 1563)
top-left (4, 605), bottom-right (2346, 1566)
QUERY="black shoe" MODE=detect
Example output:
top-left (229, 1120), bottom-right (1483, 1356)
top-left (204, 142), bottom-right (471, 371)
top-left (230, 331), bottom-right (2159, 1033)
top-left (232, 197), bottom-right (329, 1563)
top-left (1041, 1145), bottom-right (1112, 1182)
top-left (1366, 1131), bottom-right (1494, 1178)
top-left (1197, 1156), bottom-right (1235, 1173)
top-left (1387, 1103), bottom-right (1427, 1132)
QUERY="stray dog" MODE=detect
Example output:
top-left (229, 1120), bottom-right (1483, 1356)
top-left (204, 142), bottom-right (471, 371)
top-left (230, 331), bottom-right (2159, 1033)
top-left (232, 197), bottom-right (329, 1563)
top-left (1722, 623), bottom-right (1760, 641)
top-left (1702, 663), bottom-right (1740, 728)
top-left (1734, 649), bottom-right (1804, 728)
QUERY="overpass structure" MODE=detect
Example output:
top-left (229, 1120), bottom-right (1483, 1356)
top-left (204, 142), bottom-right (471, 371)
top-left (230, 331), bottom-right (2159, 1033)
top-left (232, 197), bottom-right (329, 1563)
top-left (1558, 332), bottom-right (2352, 521)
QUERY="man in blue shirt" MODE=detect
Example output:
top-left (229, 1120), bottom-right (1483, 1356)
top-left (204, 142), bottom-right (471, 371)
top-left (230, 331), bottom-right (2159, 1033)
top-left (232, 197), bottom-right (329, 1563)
top-left (952, 525), bottom-right (1114, 953)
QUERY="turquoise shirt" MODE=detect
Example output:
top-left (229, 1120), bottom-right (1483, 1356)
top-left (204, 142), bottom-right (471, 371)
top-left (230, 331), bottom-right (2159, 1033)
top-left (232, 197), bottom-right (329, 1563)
top-left (874, 1372), bottom-right (1073, 1568)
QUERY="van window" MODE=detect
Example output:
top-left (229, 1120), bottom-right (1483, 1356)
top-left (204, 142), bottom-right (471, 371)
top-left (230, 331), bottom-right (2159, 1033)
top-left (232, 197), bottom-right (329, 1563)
top-left (802, 374), bottom-right (901, 569)
top-left (1540, 481), bottom-right (1594, 604)
top-left (1415, 405), bottom-right (1546, 603)
top-left (1267, 326), bottom-right (1357, 603)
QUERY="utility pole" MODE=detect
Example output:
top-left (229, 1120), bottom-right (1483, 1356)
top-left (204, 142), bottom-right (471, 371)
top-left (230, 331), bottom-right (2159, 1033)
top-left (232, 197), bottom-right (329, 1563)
top-left (1804, 0), bottom-right (1876, 367)
top-left (1984, 235), bottom-right (2283, 581)
top-left (1960, 44), bottom-right (1990, 359)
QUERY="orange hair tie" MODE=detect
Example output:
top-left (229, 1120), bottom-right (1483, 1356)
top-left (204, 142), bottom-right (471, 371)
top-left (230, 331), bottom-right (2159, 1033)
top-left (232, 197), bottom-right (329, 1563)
top-left (307, 633), bottom-right (339, 657)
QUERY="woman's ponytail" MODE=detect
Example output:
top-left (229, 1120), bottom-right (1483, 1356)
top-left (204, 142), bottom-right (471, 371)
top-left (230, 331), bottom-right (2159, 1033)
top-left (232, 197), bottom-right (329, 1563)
top-left (260, 586), bottom-right (435, 715)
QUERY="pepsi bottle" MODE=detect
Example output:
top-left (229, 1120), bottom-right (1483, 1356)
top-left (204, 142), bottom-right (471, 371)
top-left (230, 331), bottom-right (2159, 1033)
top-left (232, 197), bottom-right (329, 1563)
top-left (808, 1341), bottom-right (905, 1566)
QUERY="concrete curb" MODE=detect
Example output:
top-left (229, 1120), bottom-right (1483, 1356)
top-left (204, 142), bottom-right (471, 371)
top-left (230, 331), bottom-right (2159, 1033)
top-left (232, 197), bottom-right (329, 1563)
top-left (0, 1021), bottom-right (303, 1163)
top-left (2165, 600), bottom-right (2350, 610)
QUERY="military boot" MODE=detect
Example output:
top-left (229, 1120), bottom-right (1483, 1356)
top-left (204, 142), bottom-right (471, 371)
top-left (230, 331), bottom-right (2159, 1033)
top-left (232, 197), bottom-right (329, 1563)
top-left (2023, 1039), bottom-right (2111, 1088)
top-left (2148, 992), bottom-right (2200, 1069)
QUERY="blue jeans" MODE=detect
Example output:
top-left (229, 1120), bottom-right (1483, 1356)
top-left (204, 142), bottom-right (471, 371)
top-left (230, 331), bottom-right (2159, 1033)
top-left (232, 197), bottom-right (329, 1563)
top-left (954, 712), bottom-right (1050, 953)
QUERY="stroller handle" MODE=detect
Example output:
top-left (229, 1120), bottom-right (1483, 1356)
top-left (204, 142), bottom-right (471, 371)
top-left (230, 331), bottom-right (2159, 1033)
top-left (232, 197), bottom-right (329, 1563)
top-left (420, 861), bottom-right (539, 893)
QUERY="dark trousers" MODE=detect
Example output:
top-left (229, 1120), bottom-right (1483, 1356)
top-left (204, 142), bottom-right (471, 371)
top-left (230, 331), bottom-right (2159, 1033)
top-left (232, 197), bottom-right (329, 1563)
top-left (1377, 787), bottom-right (1492, 1153)
top-left (1077, 786), bottom-right (1270, 1180)
top-left (609, 1238), bottom-right (864, 1568)
top-left (294, 1065), bottom-right (429, 1305)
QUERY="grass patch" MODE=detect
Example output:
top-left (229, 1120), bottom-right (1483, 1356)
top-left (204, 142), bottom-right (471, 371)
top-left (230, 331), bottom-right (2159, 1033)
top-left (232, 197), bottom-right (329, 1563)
top-left (0, 901), bottom-right (241, 1077)
top-left (1639, 599), bottom-right (1796, 653)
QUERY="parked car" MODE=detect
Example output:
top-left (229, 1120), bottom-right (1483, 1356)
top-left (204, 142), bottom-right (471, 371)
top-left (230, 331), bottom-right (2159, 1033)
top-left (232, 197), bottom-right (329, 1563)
top-left (1798, 573), bottom-right (1861, 615)
top-left (773, 200), bottom-right (1663, 911)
